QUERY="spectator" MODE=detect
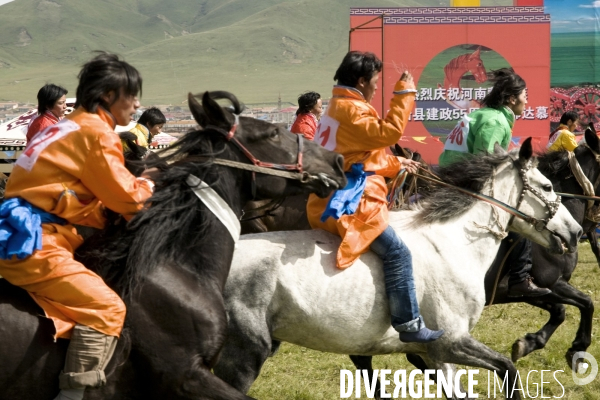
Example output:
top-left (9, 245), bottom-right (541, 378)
top-left (290, 91), bottom-right (322, 140)
top-left (27, 84), bottom-right (68, 142)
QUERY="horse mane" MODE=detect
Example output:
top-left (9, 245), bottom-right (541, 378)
top-left (417, 151), bottom-right (522, 222)
top-left (536, 149), bottom-right (570, 178)
top-left (78, 92), bottom-right (244, 298)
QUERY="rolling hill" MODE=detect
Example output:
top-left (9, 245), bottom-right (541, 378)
top-left (0, 0), bottom-right (511, 106)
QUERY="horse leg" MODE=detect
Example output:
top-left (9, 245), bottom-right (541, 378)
top-left (586, 227), bottom-right (600, 268)
top-left (406, 354), bottom-right (477, 400)
top-left (212, 313), bottom-right (272, 394)
top-left (429, 335), bottom-right (522, 400)
top-left (549, 279), bottom-right (595, 370)
top-left (348, 355), bottom-right (384, 400)
top-left (511, 301), bottom-right (565, 362)
top-left (406, 353), bottom-right (428, 371)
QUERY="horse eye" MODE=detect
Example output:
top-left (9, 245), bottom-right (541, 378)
top-left (543, 184), bottom-right (552, 192)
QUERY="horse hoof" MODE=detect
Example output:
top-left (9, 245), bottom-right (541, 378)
top-left (566, 351), bottom-right (586, 371)
top-left (511, 339), bottom-right (527, 362)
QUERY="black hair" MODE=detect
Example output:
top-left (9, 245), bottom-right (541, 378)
top-left (138, 107), bottom-right (166, 127)
top-left (296, 92), bottom-right (321, 116)
top-left (333, 51), bottom-right (382, 88)
top-left (75, 52), bottom-right (142, 112)
top-left (37, 84), bottom-right (68, 115)
top-left (481, 68), bottom-right (526, 109)
top-left (559, 111), bottom-right (579, 125)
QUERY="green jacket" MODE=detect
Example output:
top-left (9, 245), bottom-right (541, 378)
top-left (438, 106), bottom-right (515, 167)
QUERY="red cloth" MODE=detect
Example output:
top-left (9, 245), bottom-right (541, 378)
top-left (290, 113), bottom-right (318, 140)
top-left (27, 111), bottom-right (59, 142)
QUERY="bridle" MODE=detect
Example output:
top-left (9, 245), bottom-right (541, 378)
top-left (509, 159), bottom-right (561, 232)
top-left (413, 157), bottom-right (562, 234)
top-left (203, 114), bottom-right (340, 196)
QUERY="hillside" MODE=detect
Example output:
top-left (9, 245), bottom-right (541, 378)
top-left (0, 0), bottom-right (511, 106)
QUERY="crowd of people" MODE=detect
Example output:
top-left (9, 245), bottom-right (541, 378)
top-left (0, 49), bottom-right (591, 398)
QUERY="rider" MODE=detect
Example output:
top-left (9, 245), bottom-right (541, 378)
top-left (27, 83), bottom-right (69, 142)
top-left (307, 51), bottom-right (444, 343)
top-left (128, 106), bottom-right (166, 148)
top-left (438, 68), bottom-right (551, 297)
top-left (547, 111), bottom-right (579, 152)
top-left (0, 52), bottom-right (154, 400)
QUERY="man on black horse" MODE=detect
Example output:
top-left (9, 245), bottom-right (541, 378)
top-left (0, 53), bottom-right (154, 400)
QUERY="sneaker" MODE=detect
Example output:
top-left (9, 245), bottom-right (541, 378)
top-left (400, 327), bottom-right (445, 343)
top-left (507, 276), bottom-right (551, 297)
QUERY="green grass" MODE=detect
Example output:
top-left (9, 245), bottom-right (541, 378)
top-left (248, 242), bottom-right (600, 399)
top-left (0, 0), bottom-right (514, 106)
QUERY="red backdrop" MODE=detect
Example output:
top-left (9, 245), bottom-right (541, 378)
top-left (350, 7), bottom-right (550, 164)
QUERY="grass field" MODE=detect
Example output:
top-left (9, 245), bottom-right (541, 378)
top-left (248, 242), bottom-right (600, 399)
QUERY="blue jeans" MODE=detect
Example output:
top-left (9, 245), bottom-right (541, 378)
top-left (370, 225), bottom-right (423, 333)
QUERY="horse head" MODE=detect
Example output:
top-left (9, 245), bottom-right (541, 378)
top-left (186, 91), bottom-right (346, 200)
top-left (502, 138), bottom-right (582, 254)
top-left (466, 47), bottom-right (487, 84)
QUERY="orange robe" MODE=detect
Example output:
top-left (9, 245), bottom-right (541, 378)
top-left (308, 80), bottom-right (415, 269)
top-left (0, 106), bottom-right (153, 339)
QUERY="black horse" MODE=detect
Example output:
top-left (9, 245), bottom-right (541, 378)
top-left (0, 90), bottom-right (346, 399)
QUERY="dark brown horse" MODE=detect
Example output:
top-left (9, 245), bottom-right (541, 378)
top-left (0, 90), bottom-right (346, 399)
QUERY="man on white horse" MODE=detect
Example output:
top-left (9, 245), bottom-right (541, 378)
top-left (438, 68), bottom-right (552, 298)
top-left (309, 51), bottom-right (444, 343)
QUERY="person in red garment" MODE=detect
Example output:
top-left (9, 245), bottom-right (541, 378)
top-left (26, 83), bottom-right (69, 142)
top-left (0, 52), bottom-right (154, 400)
top-left (290, 91), bottom-right (322, 140)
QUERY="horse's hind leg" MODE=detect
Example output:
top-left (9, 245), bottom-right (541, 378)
top-left (511, 301), bottom-right (565, 362)
top-left (429, 335), bottom-right (522, 400)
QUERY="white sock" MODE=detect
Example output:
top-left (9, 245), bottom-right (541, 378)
top-left (54, 388), bottom-right (85, 400)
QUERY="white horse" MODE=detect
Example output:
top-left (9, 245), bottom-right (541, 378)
top-left (214, 139), bottom-right (582, 400)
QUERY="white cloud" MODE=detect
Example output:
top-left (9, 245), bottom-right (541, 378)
top-left (579, 1), bottom-right (600, 8)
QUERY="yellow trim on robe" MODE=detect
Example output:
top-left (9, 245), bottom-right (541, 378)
top-left (307, 80), bottom-right (415, 269)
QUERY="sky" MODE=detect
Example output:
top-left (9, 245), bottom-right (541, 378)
top-left (545, 0), bottom-right (600, 33)
top-left (0, 0), bottom-right (14, 6)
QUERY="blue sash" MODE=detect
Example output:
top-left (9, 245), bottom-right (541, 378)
top-left (0, 198), bottom-right (66, 260)
top-left (321, 163), bottom-right (374, 222)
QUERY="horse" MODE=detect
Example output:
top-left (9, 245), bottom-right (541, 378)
top-left (0, 90), bottom-right (347, 400)
top-left (482, 126), bottom-right (600, 369)
top-left (239, 145), bottom-right (433, 234)
top-left (214, 139), bottom-right (582, 400)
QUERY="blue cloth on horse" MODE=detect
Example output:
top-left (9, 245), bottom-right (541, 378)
top-left (0, 198), bottom-right (66, 260)
top-left (321, 163), bottom-right (374, 222)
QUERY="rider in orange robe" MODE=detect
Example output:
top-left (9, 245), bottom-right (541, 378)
top-left (0, 53), bottom-right (153, 400)
top-left (307, 51), bottom-right (444, 343)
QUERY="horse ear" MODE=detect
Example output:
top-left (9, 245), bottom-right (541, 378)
top-left (584, 126), bottom-right (599, 152)
top-left (493, 142), bottom-right (506, 155)
top-left (519, 137), bottom-right (533, 161)
top-left (188, 93), bottom-right (208, 128)
top-left (202, 91), bottom-right (229, 127)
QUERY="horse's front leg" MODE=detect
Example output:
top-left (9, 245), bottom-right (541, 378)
top-left (586, 227), bottom-right (600, 268)
top-left (428, 335), bottom-right (522, 400)
top-left (511, 300), bottom-right (565, 363)
top-left (550, 279), bottom-right (595, 370)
